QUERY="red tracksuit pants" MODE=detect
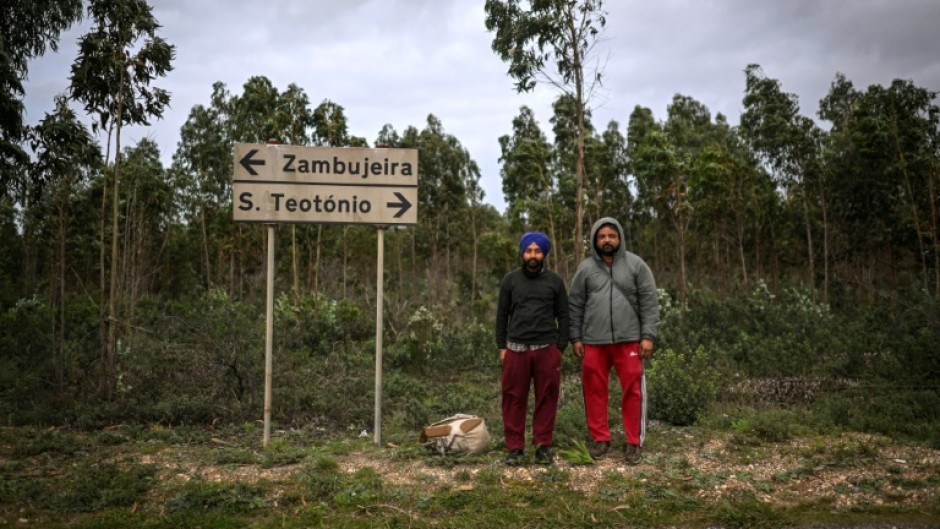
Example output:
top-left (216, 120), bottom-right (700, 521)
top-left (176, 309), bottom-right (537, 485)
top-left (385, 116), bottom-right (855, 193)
top-left (582, 342), bottom-right (646, 446)
top-left (501, 344), bottom-right (562, 451)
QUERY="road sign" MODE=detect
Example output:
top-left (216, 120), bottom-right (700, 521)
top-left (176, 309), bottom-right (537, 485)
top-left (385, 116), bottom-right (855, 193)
top-left (232, 143), bottom-right (418, 225)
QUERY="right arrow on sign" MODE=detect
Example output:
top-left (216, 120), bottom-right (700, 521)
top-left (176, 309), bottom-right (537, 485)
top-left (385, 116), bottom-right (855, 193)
top-left (387, 192), bottom-right (412, 219)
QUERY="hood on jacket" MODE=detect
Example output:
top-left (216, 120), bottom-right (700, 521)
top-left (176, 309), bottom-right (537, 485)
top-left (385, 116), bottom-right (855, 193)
top-left (589, 217), bottom-right (626, 261)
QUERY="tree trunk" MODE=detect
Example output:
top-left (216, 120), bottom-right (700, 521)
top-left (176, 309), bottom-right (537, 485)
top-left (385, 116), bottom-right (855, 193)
top-left (673, 171), bottom-right (688, 304)
top-left (200, 207), bottom-right (211, 288)
top-left (470, 209), bottom-right (478, 302)
top-left (677, 217), bottom-right (687, 304)
top-left (736, 211), bottom-right (748, 286)
top-left (22, 195), bottom-right (36, 293)
top-left (819, 183), bottom-right (831, 305)
top-left (102, 65), bottom-right (126, 401)
top-left (799, 186), bottom-right (816, 300)
top-left (892, 121), bottom-right (929, 293)
top-left (928, 167), bottom-right (940, 297)
top-left (98, 166), bottom-right (108, 397)
top-left (55, 178), bottom-right (71, 388)
top-left (566, 7), bottom-right (587, 263)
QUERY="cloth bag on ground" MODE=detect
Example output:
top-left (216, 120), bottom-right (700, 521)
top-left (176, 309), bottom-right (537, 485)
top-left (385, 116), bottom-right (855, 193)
top-left (418, 414), bottom-right (491, 455)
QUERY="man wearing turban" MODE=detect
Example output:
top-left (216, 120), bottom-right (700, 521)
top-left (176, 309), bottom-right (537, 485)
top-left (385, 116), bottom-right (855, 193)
top-left (495, 232), bottom-right (569, 465)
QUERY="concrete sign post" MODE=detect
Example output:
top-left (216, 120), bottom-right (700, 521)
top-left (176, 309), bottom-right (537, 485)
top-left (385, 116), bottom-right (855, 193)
top-left (233, 143), bottom-right (417, 449)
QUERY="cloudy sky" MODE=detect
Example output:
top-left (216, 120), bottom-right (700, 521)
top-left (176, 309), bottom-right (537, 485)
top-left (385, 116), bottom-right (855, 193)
top-left (23, 0), bottom-right (940, 212)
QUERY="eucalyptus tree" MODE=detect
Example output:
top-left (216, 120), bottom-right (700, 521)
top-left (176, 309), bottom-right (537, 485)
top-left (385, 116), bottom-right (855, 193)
top-left (550, 93), bottom-right (594, 275)
top-left (626, 105), bottom-right (661, 263)
top-left (631, 96), bottom-right (717, 302)
top-left (172, 82), bottom-right (232, 290)
top-left (631, 127), bottom-right (687, 302)
top-left (485, 0), bottom-right (607, 260)
top-left (498, 106), bottom-right (554, 237)
top-left (416, 115), bottom-right (472, 293)
top-left (0, 0), bottom-right (83, 191)
top-left (120, 138), bottom-right (171, 302)
top-left (688, 114), bottom-right (764, 285)
top-left (464, 156), bottom-right (485, 302)
top-left (666, 94), bottom-right (713, 295)
top-left (821, 75), bottom-right (940, 295)
top-left (230, 76), bottom-right (279, 144)
top-left (27, 94), bottom-right (101, 385)
top-left (375, 123), bottom-right (402, 148)
top-left (68, 0), bottom-right (174, 400)
top-left (741, 64), bottom-right (824, 300)
top-left (590, 120), bottom-right (631, 239)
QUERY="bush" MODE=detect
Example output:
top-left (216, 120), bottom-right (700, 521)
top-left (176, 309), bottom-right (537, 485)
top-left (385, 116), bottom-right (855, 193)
top-left (647, 347), bottom-right (720, 426)
top-left (812, 388), bottom-right (940, 444)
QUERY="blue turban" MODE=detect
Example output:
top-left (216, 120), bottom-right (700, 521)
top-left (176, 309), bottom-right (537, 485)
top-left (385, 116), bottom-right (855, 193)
top-left (519, 231), bottom-right (551, 256)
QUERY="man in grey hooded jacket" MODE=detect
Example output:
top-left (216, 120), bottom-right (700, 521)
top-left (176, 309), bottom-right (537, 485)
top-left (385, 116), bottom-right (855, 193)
top-left (569, 217), bottom-right (660, 464)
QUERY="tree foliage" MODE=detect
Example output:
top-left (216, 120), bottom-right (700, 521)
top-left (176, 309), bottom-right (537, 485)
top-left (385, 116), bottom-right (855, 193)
top-left (0, 0), bottom-right (83, 193)
top-left (485, 0), bottom-right (607, 261)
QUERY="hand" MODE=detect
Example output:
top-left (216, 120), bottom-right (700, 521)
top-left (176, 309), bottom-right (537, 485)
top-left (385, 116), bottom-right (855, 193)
top-left (499, 348), bottom-right (507, 363)
top-left (572, 341), bottom-right (584, 358)
top-left (640, 338), bottom-right (654, 358)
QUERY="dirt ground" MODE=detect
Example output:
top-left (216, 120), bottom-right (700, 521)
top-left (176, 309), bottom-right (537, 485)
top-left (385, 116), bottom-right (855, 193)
top-left (137, 429), bottom-right (940, 512)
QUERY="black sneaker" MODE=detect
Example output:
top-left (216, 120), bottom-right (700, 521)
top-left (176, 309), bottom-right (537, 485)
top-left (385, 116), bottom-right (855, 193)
top-left (589, 440), bottom-right (610, 460)
top-left (505, 449), bottom-right (524, 466)
top-left (535, 445), bottom-right (554, 465)
top-left (624, 443), bottom-right (642, 465)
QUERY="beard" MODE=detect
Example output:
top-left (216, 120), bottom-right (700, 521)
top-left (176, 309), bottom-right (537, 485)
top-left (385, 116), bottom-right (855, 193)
top-left (522, 258), bottom-right (544, 276)
top-left (599, 243), bottom-right (620, 256)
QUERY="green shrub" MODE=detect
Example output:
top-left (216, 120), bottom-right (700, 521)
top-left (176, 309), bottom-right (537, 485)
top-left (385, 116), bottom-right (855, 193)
top-left (297, 462), bottom-right (342, 501)
top-left (49, 462), bottom-right (156, 513)
top-left (812, 388), bottom-right (940, 443)
top-left (166, 481), bottom-right (268, 515)
top-left (333, 467), bottom-right (383, 507)
top-left (647, 347), bottom-right (720, 426)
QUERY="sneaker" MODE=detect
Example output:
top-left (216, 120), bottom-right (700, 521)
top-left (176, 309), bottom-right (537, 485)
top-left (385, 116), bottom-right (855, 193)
top-left (505, 449), bottom-right (524, 466)
top-left (535, 445), bottom-right (554, 465)
top-left (624, 443), bottom-right (642, 465)
top-left (589, 440), bottom-right (610, 460)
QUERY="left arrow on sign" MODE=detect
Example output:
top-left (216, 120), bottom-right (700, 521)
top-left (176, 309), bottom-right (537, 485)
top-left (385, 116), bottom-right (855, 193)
top-left (386, 192), bottom-right (412, 219)
top-left (240, 149), bottom-right (265, 176)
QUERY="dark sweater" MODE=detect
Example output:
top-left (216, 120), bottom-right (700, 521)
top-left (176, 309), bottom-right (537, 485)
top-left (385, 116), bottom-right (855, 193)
top-left (495, 267), bottom-right (569, 350)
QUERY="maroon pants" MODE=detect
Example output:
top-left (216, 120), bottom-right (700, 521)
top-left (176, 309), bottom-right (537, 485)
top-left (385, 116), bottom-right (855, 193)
top-left (501, 344), bottom-right (562, 450)
top-left (582, 341), bottom-right (646, 446)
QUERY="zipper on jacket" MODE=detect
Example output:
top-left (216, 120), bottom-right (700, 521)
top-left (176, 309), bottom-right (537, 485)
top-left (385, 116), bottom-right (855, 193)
top-left (607, 264), bottom-right (615, 342)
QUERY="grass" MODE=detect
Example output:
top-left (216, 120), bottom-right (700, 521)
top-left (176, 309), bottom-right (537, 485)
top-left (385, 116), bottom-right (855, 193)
top-left (1, 413), bottom-right (938, 529)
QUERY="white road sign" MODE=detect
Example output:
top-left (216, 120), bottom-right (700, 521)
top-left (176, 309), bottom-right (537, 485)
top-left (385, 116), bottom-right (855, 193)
top-left (232, 143), bottom-right (418, 225)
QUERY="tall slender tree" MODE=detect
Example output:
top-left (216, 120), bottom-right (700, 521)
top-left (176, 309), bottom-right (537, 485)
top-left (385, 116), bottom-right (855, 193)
top-left (27, 94), bottom-right (101, 386)
top-left (69, 0), bottom-right (174, 400)
top-left (485, 0), bottom-right (607, 260)
top-left (741, 64), bottom-right (823, 300)
top-left (498, 106), bottom-right (554, 233)
top-left (172, 82), bottom-right (232, 290)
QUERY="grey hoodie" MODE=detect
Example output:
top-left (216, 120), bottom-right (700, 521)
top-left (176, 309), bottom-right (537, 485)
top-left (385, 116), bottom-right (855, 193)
top-left (568, 217), bottom-right (660, 344)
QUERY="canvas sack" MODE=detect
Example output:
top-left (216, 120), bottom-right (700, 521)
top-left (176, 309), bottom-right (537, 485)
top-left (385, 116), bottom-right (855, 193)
top-left (418, 414), bottom-right (491, 455)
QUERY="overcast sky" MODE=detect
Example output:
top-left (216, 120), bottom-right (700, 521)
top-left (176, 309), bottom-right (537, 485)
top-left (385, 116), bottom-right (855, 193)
top-left (23, 0), bottom-right (940, 213)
